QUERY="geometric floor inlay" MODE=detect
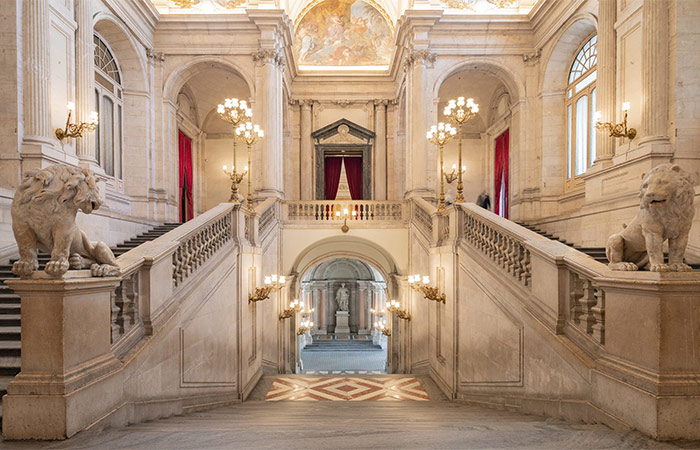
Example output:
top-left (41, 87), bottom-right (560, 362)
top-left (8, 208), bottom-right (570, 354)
top-left (264, 376), bottom-right (430, 402)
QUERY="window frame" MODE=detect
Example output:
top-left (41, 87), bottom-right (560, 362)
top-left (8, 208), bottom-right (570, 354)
top-left (93, 33), bottom-right (124, 185)
top-left (565, 33), bottom-right (598, 190)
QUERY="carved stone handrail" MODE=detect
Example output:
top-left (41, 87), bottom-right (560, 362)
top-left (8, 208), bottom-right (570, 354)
top-left (412, 198), bottom-right (435, 239)
top-left (460, 205), bottom-right (532, 288)
top-left (283, 200), bottom-right (405, 223)
top-left (112, 203), bottom-right (239, 352)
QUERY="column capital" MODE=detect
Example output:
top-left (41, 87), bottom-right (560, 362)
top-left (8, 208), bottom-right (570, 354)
top-left (403, 49), bottom-right (437, 70)
top-left (252, 48), bottom-right (285, 71)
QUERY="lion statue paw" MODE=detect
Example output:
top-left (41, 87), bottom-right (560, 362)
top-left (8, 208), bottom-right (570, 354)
top-left (608, 262), bottom-right (638, 271)
top-left (45, 257), bottom-right (70, 276)
top-left (91, 263), bottom-right (120, 277)
top-left (605, 163), bottom-right (695, 272)
top-left (12, 260), bottom-right (38, 277)
top-left (10, 164), bottom-right (120, 278)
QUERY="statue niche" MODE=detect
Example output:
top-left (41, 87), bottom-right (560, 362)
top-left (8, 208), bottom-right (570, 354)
top-left (335, 282), bottom-right (350, 311)
top-left (312, 118), bottom-right (375, 200)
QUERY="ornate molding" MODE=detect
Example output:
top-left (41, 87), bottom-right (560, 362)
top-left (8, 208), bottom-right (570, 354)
top-left (522, 49), bottom-right (541, 65)
top-left (404, 49), bottom-right (437, 70)
top-left (374, 99), bottom-right (389, 107)
top-left (252, 48), bottom-right (285, 71)
top-left (146, 48), bottom-right (165, 63)
top-left (172, 0), bottom-right (200, 7)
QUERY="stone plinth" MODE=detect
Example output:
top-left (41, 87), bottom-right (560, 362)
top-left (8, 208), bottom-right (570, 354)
top-left (334, 311), bottom-right (350, 334)
top-left (2, 272), bottom-right (121, 440)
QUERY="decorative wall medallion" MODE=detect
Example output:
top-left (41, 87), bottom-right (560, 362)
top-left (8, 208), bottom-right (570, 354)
top-left (294, 0), bottom-right (393, 67)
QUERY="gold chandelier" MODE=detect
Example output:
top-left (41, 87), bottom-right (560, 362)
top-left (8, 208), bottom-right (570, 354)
top-left (218, 98), bottom-right (252, 202)
top-left (426, 123), bottom-right (457, 212)
top-left (444, 97), bottom-right (479, 202)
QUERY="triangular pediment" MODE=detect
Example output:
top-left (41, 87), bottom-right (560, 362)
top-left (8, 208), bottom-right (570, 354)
top-left (312, 119), bottom-right (375, 145)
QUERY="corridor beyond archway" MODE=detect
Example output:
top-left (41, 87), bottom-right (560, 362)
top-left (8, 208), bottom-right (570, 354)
top-left (298, 258), bottom-right (388, 374)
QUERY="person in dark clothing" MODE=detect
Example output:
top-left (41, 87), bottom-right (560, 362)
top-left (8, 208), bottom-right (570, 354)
top-left (476, 190), bottom-right (491, 210)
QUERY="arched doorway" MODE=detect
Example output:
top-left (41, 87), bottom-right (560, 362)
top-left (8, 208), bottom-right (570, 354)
top-left (297, 258), bottom-right (388, 374)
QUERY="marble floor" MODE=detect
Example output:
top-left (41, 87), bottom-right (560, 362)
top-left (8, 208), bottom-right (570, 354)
top-left (300, 348), bottom-right (387, 373)
top-left (0, 376), bottom-right (698, 450)
top-left (264, 376), bottom-right (429, 401)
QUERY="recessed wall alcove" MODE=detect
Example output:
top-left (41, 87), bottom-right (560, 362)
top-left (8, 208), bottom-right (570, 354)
top-left (313, 118), bottom-right (375, 200)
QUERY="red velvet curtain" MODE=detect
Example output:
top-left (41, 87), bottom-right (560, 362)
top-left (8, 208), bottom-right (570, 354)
top-left (324, 157), bottom-right (343, 200)
top-left (494, 129), bottom-right (509, 219)
top-left (178, 130), bottom-right (193, 222)
top-left (344, 157), bottom-right (363, 200)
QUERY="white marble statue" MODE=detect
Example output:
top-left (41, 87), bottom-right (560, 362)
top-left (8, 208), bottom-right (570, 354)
top-left (335, 283), bottom-right (349, 311)
top-left (11, 164), bottom-right (120, 278)
top-left (606, 163), bottom-right (695, 272)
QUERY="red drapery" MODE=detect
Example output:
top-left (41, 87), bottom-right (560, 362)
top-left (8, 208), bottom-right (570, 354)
top-left (324, 157), bottom-right (343, 200)
top-left (494, 129), bottom-right (509, 219)
top-left (178, 130), bottom-right (193, 222)
top-left (344, 157), bottom-right (363, 200)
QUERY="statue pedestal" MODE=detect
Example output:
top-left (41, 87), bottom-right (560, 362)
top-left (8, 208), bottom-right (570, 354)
top-left (334, 311), bottom-right (350, 334)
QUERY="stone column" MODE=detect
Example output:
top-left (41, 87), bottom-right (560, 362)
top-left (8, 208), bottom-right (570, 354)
top-left (404, 49), bottom-right (438, 200)
top-left (640, 0), bottom-right (671, 147)
top-left (22, 0), bottom-right (52, 147)
top-left (75, 0), bottom-right (97, 165)
top-left (595, 0), bottom-right (616, 164)
top-left (374, 100), bottom-right (388, 200)
top-left (253, 48), bottom-right (285, 199)
top-left (300, 100), bottom-right (314, 200)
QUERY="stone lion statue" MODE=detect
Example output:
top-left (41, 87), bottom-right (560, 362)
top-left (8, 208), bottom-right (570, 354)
top-left (606, 163), bottom-right (695, 272)
top-left (11, 164), bottom-right (119, 278)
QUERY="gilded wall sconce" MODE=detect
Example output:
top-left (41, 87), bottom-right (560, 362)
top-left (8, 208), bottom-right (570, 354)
top-left (297, 319), bottom-right (314, 335)
top-left (408, 274), bottom-right (446, 304)
top-left (249, 274), bottom-right (285, 303)
top-left (387, 300), bottom-right (411, 321)
top-left (55, 102), bottom-right (98, 141)
top-left (594, 102), bottom-right (637, 140)
top-left (335, 208), bottom-right (357, 233)
top-left (279, 298), bottom-right (303, 320)
top-left (374, 319), bottom-right (391, 337)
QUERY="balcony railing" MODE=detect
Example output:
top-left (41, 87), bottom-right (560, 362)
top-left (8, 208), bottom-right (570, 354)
top-left (283, 200), bottom-right (406, 223)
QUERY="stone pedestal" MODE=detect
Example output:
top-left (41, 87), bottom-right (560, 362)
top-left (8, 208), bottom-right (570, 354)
top-left (334, 311), bottom-right (350, 334)
top-left (2, 273), bottom-right (121, 440)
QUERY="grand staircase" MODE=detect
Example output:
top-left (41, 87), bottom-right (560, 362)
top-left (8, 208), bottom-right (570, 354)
top-left (518, 222), bottom-right (700, 269)
top-left (0, 222), bottom-right (182, 414)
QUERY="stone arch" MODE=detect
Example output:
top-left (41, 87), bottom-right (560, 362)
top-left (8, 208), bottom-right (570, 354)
top-left (540, 14), bottom-right (598, 93)
top-left (288, 235), bottom-right (400, 293)
top-left (433, 58), bottom-right (525, 102)
top-left (163, 57), bottom-right (255, 104)
top-left (93, 14), bottom-right (147, 93)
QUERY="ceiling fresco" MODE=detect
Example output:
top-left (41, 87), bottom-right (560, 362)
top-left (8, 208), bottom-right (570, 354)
top-left (293, 0), bottom-right (393, 67)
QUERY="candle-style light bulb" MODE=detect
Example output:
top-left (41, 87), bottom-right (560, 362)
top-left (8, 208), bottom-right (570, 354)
top-left (66, 102), bottom-right (75, 112)
top-left (223, 165), bottom-right (227, 171)
top-left (422, 276), bottom-right (430, 285)
top-left (621, 102), bottom-right (631, 112)
top-left (594, 111), bottom-right (602, 122)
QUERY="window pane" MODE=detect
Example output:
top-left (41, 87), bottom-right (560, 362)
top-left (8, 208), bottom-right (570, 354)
top-left (102, 97), bottom-right (114, 176)
top-left (95, 90), bottom-right (100, 163)
top-left (117, 105), bottom-right (122, 179)
top-left (590, 88), bottom-right (597, 167)
top-left (575, 70), bottom-right (597, 93)
top-left (575, 96), bottom-right (588, 176)
top-left (567, 105), bottom-right (572, 179)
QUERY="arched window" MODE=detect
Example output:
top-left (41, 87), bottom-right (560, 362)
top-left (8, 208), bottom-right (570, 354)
top-left (565, 34), bottom-right (597, 185)
top-left (94, 34), bottom-right (123, 179)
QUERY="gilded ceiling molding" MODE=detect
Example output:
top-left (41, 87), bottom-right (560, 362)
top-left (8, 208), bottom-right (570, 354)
top-left (216, 0), bottom-right (246, 8)
top-left (439, 0), bottom-right (516, 10)
top-left (172, 0), bottom-right (200, 7)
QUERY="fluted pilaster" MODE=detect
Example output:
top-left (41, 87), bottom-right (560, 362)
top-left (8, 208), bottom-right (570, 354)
top-left (641, 0), bottom-right (670, 141)
top-left (75, 0), bottom-right (96, 163)
top-left (595, 0), bottom-right (616, 163)
top-left (22, 0), bottom-right (52, 143)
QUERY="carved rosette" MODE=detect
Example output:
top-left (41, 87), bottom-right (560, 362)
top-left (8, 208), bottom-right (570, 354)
top-left (252, 48), bottom-right (285, 71)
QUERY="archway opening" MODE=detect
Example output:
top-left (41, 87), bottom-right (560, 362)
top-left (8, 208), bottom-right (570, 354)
top-left (297, 257), bottom-right (388, 374)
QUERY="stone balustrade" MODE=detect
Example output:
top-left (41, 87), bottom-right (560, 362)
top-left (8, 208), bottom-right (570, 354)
top-left (452, 203), bottom-right (700, 439)
top-left (282, 200), bottom-right (405, 224)
top-left (2, 203), bottom-right (262, 440)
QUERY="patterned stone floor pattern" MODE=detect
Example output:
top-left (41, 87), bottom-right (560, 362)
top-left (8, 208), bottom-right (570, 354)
top-left (264, 376), bottom-right (430, 401)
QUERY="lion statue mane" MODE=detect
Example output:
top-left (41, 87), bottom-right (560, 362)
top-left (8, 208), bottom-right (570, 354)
top-left (11, 164), bottom-right (119, 278)
top-left (606, 163), bottom-right (695, 272)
